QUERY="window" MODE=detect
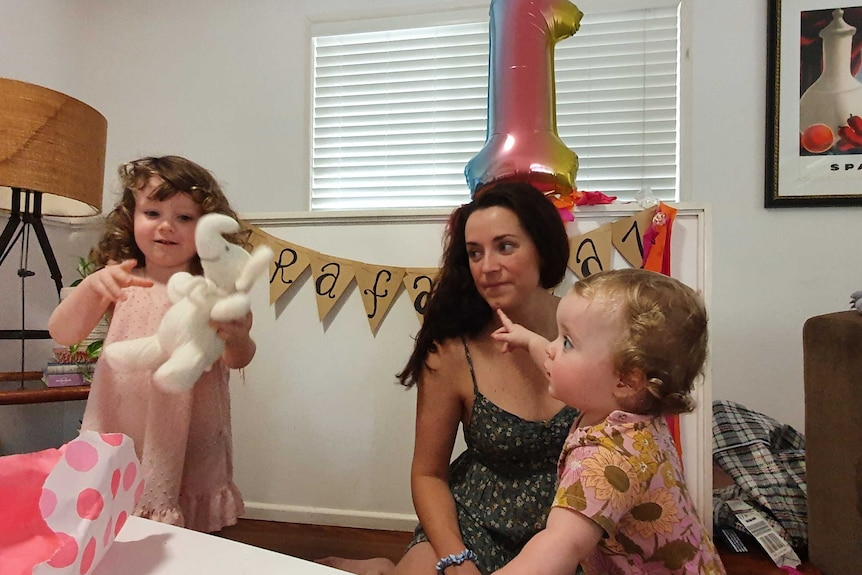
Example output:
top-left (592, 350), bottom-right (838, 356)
top-left (311, 5), bottom-right (679, 210)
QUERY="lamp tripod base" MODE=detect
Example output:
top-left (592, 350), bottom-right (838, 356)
top-left (0, 188), bottom-right (64, 385)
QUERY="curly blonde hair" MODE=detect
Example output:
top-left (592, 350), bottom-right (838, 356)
top-left (90, 156), bottom-right (250, 275)
top-left (572, 268), bottom-right (708, 417)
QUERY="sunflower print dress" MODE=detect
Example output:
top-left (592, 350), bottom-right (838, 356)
top-left (553, 411), bottom-right (726, 575)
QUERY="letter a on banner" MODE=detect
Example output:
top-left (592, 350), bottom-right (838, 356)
top-left (403, 268), bottom-right (440, 323)
top-left (309, 253), bottom-right (356, 322)
top-left (567, 224), bottom-right (613, 279)
top-left (355, 263), bottom-right (406, 334)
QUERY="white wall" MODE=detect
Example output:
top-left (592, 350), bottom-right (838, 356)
top-left (687, 1), bottom-right (862, 432)
top-left (2, 0), bottom-right (860, 519)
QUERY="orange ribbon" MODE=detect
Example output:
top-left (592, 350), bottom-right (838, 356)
top-left (641, 203), bottom-right (683, 462)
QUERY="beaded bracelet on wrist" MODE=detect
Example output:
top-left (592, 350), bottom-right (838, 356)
top-left (435, 549), bottom-right (479, 574)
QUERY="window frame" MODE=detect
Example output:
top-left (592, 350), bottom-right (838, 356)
top-left (308, 0), bottom-right (689, 212)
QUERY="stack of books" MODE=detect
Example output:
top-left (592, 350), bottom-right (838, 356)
top-left (45, 314), bottom-right (108, 388)
top-left (43, 362), bottom-right (87, 388)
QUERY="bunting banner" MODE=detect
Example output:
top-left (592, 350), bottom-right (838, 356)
top-left (246, 203), bottom-right (675, 334)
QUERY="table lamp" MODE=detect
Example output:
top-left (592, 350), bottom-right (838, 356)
top-left (0, 78), bottom-right (107, 382)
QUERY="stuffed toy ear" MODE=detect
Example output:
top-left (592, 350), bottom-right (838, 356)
top-left (235, 246), bottom-right (274, 293)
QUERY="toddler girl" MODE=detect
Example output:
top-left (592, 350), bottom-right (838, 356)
top-left (48, 155), bottom-right (256, 533)
top-left (491, 268), bottom-right (725, 575)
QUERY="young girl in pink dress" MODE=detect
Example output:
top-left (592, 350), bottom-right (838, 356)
top-left (48, 156), bottom-right (256, 533)
top-left (491, 268), bottom-right (725, 575)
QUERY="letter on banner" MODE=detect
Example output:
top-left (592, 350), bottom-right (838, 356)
top-left (568, 224), bottom-right (613, 280)
top-left (355, 264), bottom-right (406, 333)
top-left (611, 208), bottom-right (656, 269)
top-left (309, 253), bottom-right (356, 322)
top-left (269, 240), bottom-right (311, 304)
top-left (248, 226), bottom-right (311, 304)
top-left (403, 268), bottom-right (440, 323)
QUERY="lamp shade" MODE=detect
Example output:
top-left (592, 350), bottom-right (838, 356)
top-left (0, 78), bottom-right (106, 216)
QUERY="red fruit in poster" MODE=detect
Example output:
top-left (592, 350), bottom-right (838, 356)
top-left (848, 114), bottom-right (862, 133)
top-left (800, 124), bottom-right (834, 153)
top-left (839, 124), bottom-right (862, 148)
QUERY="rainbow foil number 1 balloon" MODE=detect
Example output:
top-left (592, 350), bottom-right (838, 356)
top-left (465, 0), bottom-right (583, 198)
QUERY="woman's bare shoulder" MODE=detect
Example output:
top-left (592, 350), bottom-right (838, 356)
top-left (420, 336), bottom-right (473, 405)
top-left (424, 337), bottom-right (466, 373)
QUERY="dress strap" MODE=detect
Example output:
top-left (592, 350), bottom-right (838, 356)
top-left (460, 336), bottom-right (479, 395)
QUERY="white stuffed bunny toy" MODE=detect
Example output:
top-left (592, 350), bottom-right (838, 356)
top-left (851, 291), bottom-right (862, 314)
top-left (102, 213), bottom-right (273, 393)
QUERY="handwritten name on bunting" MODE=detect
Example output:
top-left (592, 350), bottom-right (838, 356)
top-left (246, 204), bottom-right (672, 334)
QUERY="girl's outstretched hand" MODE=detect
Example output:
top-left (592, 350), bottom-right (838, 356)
top-left (49, 259), bottom-right (153, 346)
top-left (83, 259), bottom-right (154, 302)
top-left (491, 308), bottom-right (536, 353)
top-left (212, 312), bottom-right (256, 369)
top-left (491, 309), bottom-right (551, 370)
top-left (210, 312), bottom-right (253, 346)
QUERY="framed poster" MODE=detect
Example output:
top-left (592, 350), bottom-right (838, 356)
top-left (767, 0), bottom-right (862, 207)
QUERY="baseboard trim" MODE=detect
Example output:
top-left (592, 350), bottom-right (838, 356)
top-left (242, 502), bottom-right (418, 532)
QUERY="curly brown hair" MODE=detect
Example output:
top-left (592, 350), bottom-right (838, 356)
top-left (572, 268), bottom-right (709, 416)
top-left (90, 156), bottom-right (249, 275)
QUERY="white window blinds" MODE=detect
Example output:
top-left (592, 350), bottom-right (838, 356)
top-left (311, 6), bottom-right (679, 210)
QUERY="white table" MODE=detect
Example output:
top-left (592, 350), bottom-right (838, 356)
top-left (94, 516), bottom-right (345, 574)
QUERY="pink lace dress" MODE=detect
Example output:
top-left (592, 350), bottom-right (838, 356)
top-left (81, 282), bottom-right (244, 533)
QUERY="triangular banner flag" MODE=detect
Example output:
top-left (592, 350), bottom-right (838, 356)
top-left (355, 263), bottom-right (406, 334)
top-left (402, 268), bottom-right (440, 323)
top-left (267, 238), bottom-right (312, 305)
top-left (568, 223), bottom-right (613, 279)
top-left (611, 208), bottom-right (656, 269)
top-left (248, 227), bottom-right (308, 305)
top-left (309, 253), bottom-right (356, 322)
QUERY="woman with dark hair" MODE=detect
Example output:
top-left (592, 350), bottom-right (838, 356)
top-left (322, 182), bottom-right (578, 575)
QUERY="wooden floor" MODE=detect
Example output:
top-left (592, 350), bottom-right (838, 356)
top-left (215, 519), bottom-right (413, 564)
top-left (215, 519), bottom-right (822, 575)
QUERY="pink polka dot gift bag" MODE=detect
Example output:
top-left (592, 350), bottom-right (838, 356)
top-left (0, 431), bottom-right (143, 575)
